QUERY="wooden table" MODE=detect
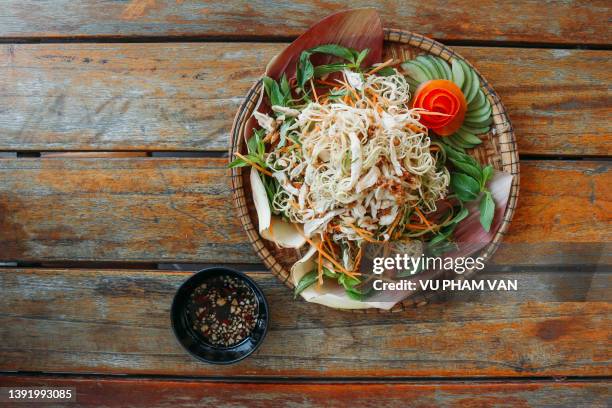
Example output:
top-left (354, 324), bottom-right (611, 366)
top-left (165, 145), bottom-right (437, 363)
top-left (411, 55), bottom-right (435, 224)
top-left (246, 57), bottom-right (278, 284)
top-left (0, 2), bottom-right (610, 406)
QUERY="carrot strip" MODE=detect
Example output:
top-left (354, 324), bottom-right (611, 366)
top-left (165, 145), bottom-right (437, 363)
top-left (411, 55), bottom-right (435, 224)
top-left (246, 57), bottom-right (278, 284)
top-left (316, 79), bottom-right (341, 87)
top-left (348, 223), bottom-right (385, 244)
top-left (310, 78), bottom-right (319, 103)
top-left (295, 227), bottom-right (357, 277)
top-left (353, 245), bottom-right (364, 273)
top-left (234, 152), bottom-right (273, 177)
top-left (386, 210), bottom-right (404, 237)
top-left (317, 246), bottom-right (323, 286)
top-left (405, 223), bottom-right (430, 230)
top-left (419, 111), bottom-right (452, 117)
top-left (268, 215), bottom-right (275, 237)
top-left (414, 207), bottom-right (432, 228)
top-left (367, 58), bottom-right (395, 75)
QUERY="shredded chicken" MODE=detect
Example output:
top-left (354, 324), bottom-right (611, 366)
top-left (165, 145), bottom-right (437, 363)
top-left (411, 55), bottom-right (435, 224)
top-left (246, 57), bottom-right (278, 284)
top-left (262, 70), bottom-right (450, 244)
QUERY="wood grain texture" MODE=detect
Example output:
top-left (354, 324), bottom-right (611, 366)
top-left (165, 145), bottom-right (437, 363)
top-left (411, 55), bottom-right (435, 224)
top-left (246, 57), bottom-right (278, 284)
top-left (0, 1), bottom-right (609, 45)
top-left (1, 43), bottom-right (610, 155)
top-left (0, 376), bottom-right (609, 408)
top-left (0, 157), bottom-right (258, 263)
top-left (0, 158), bottom-right (609, 265)
top-left (0, 268), bottom-right (609, 377)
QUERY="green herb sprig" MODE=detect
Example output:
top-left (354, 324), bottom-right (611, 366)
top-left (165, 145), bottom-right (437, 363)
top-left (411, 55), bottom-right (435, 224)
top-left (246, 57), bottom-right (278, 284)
top-left (444, 144), bottom-right (496, 231)
top-left (296, 44), bottom-right (370, 92)
top-left (228, 128), bottom-right (268, 170)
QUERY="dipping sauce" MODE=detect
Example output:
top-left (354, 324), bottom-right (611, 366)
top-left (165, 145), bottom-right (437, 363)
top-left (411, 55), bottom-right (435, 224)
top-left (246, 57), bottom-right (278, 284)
top-left (187, 275), bottom-right (258, 347)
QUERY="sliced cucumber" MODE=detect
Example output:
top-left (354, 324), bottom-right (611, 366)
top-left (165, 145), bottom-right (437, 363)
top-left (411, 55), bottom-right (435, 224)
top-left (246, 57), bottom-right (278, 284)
top-left (401, 61), bottom-right (431, 83)
top-left (466, 102), bottom-right (492, 122)
top-left (451, 59), bottom-right (465, 89)
top-left (460, 123), bottom-right (490, 135)
top-left (412, 59), bottom-right (437, 80)
top-left (449, 134), bottom-right (474, 149)
top-left (425, 56), bottom-right (445, 79)
top-left (459, 60), bottom-right (472, 98)
top-left (464, 65), bottom-right (480, 104)
top-left (455, 128), bottom-right (483, 145)
top-left (436, 57), bottom-right (453, 80)
top-left (427, 56), bottom-right (450, 80)
top-left (468, 89), bottom-right (487, 110)
top-left (415, 56), bottom-right (440, 79)
top-left (464, 114), bottom-right (493, 128)
top-left (442, 136), bottom-right (466, 151)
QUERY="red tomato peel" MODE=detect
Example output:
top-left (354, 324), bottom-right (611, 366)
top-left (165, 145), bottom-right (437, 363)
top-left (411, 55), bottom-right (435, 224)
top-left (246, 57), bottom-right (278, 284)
top-left (412, 79), bottom-right (467, 136)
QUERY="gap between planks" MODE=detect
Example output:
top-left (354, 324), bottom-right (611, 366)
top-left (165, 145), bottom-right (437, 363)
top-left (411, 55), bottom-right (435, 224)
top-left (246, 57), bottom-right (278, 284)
top-left (1, 371), bottom-right (611, 384)
top-left (0, 35), bottom-right (610, 51)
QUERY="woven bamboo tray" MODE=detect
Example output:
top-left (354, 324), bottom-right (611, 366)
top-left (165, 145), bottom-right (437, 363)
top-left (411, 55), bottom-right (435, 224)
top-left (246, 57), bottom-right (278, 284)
top-left (230, 28), bottom-right (520, 312)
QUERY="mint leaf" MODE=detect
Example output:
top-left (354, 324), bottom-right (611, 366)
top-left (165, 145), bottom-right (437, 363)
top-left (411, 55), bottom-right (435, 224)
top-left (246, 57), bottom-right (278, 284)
top-left (481, 165), bottom-right (494, 189)
top-left (355, 48), bottom-right (370, 68)
top-left (294, 271), bottom-right (318, 298)
top-left (313, 63), bottom-right (351, 77)
top-left (297, 51), bottom-right (314, 90)
top-left (451, 172), bottom-right (480, 201)
top-left (479, 191), bottom-right (495, 232)
top-left (228, 157), bottom-right (248, 168)
top-left (308, 44), bottom-right (357, 64)
top-left (279, 74), bottom-right (291, 99)
top-left (376, 66), bottom-right (396, 76)
top-left (262, 76), bottom-right (284, 106)
top-left (449, 157), bottom-right (482, 185)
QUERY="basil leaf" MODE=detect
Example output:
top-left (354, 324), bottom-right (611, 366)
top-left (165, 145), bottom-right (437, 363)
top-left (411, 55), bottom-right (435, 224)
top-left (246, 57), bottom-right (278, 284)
top-left (451, 172), bottom-right (480, 201)
top-left (338, 273), bottom-right (360, 290)
top-left (294, 271), bottom-right (318, 298)
top-left (479, 191), bottom-right (495, 232)
top-left (279, 74), bottom-right (291, 100)
top-left (429, 224), bottom-right (456, 245)
top-left (297, 51), bottom-right (314, 90)
top-left (481, 165), bottom-right (494, 189)
top-left (345, 279), bottom-right (374, 300)
top-left (355, 48), bottom-right (370, 68)
top-left (376, 67), bottom-right (396, 76)
top-left (308, 44), bottom-right (356, 63)
top-left (323, 267), bottom-right (338, 278)
top-left (262, 175), bottom-right (281, 211)
top-left (450, 206), bottom-right (469, 224)
top-left (427, 223), bottom-right (459, 256)
top-left (246, 136), bottom-right (258, 155)
top-left (262, 76), bottom-right (283, 106)
top-left (328, 88), bottom-right (348, 100)
top-left (346, 288), bottom-right (365, 301)
top-left (228, 157), bottom-right (248, 168)
top-left (449, 157), bottom-right (482, 185)
top-left (313, 63), bottom-right (350, 77)
top-left (443, 143), bottom-right (480, 167)
top-left (442, 143), bottom-right (468, 162)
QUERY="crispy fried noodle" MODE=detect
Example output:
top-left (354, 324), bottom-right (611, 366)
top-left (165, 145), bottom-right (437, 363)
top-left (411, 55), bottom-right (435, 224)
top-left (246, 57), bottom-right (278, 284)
top-left (256, 70), bottom-right (449, 271)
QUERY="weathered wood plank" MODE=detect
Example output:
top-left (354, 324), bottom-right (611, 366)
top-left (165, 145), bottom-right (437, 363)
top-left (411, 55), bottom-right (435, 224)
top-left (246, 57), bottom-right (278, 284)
top-left (1, 43), bottom-right (610, 155)
top-left (0, 158), bottom-right (609, 265)
top-left (0, 268), bottom-right (609, 377)
top-left (0, 376), bottom-right (609, 408)
top-left (0, 1), bottom-right (609, 45)
top-left (0, 157), bottom-right (257, 263)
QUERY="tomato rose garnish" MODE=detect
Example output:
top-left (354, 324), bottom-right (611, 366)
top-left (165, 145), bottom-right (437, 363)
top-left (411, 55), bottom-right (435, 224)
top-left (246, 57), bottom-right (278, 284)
top-left (411, 79), bottom-right (467, 136)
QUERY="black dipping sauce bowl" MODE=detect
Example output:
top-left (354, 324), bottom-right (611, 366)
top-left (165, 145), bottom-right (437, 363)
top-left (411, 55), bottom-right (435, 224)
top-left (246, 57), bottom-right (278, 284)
top-left (171, 267), bottom-right (269, 364)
